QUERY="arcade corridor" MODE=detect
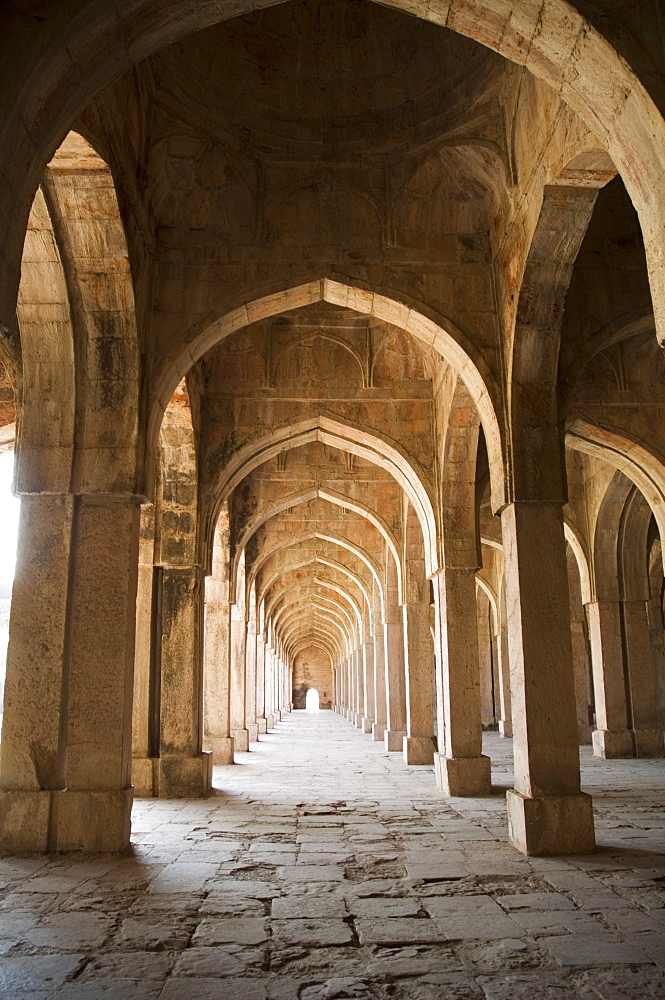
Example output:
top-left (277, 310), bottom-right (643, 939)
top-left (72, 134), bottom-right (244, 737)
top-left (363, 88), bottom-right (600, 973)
top-left (1, 711), bottom-right (664, 998)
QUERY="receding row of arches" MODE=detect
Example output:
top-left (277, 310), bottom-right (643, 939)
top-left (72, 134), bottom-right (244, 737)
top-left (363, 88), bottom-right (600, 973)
top-left (1, 0), bottom-right (665, 863)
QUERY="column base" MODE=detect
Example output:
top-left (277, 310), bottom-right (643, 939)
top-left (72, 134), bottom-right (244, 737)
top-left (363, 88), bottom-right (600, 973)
top-left (205, 736), bottom-right (235, 765)
top-left (355, 715), bottom-right (364, 730)
top-left (592, 728), bottom-right (634, 758)
top-left (131, 756), bottom-right (155, 797)
top-left (434, 753), bottom-right (491, 796)
top-left (404, 735), bottom-right (436, 765)
top-left (384, 729), bottom-right (406, 752)
top-left (577, 724), bottom-right (593, 746)
top-left (265, 714), bottom-right (275, 730)
top-left (633, 728), bottom-right (665, 757)
top-left (232, 728), bottom-right (250, 752)
top-left (247, 724), bottom-right (259, 743)
top-left (372, 722), bottom-right (385, 742)
top-left (257, 717), bottom-right (268, 735)
top-left (0, 787), bottom-right (133, 853)
top-left (506, 788), bottom-right (595, 856)
top-left (361, 716), bottom-right (373, 734)
top-left (498, 720), bottom-right (513, 738)
top-left (155, 753), bottom-right (213, 798)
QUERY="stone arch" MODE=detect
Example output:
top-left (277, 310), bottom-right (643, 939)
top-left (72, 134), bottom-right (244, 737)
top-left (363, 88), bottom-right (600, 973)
top-left (563, 519), bottom-right (592, 605)
top-left (272, 332), bottom-right (368, 387)
top-left (245, 530), bottom-right (385, 621)
top-left (210, 412), bottom-right (437, 577)
top-left (260, 556), bottom-right (373, 640)
top-left (4, 0), bottom-right (665, 367)
top-left (16, 130), bottom-right (141, 496)
top-left (567, 417), bottom-right (665, 547)
top-left (231, 486), bottom-right (403, 603)
top-left (148, 279), bottom-right (505, 516)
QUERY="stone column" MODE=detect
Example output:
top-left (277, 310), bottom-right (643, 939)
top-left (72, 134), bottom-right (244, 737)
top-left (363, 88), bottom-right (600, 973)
top-left (495, 627), bottom-right (512, 738)
top-left (0, 493), bottom-right (140, 852)
top-left (361, 640), bottom-right (375, 733)
top-left (347, 649), bottom-right (355, 722)
top-left (477, 601), bottom-right (496, 728)
top-left (570, 616), bottom-right (593, 744)
top-left (245, 623), bottom-right (259, 742)
top-left (229, 609), bottom-right (249, 750)
top-left (372, 626), bottom-right (387, 741)
top-left (155, 564), bottom-right (212, 796)
top-left (131, 505), bottom-right (156, 795)
top-left (355, 647), bottom-right (364, 728)
top-left (384, 610), bottom-right (407, 750)
top-left (587, 600), bottom-right (633, 758)
top-left (403, 602), bottom-right (436, 764)
top-left (274, 653), bottom-right (283, 719)
top-left (502, 502), bottom-right (594, 855)
top-left (256, 634), bottom-right (267, 733)
top-left (264, 645), bottom-right (275, 729)
top-left (203, 581), bottom-right (234, 765)
top-left (433, 568), bottom-right (490, 794)
top-left (623, 600), bottom-right (664, 756)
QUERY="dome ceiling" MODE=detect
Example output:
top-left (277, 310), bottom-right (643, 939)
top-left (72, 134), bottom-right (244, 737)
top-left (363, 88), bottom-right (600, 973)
top-left (150, 0), bottom-right (507, 162)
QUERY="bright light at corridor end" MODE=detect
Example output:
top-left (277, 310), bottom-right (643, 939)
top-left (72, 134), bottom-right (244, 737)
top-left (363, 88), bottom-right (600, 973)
top-left (305, 689), bottom-right (320, 712)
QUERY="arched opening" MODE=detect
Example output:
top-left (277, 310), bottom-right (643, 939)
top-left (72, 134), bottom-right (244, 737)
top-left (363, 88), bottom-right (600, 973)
top-left (305, 688), bottom-right (320, 713)
top-left (0, 448), bottom-right (19, 727)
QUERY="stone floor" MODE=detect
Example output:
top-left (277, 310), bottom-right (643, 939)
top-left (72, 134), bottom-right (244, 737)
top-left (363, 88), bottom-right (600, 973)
top-left (2, 711), bottom-right (665, 999)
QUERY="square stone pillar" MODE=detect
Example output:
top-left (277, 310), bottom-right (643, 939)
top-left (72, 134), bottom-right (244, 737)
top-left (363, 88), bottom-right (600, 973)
top-left (587, 600), bottom-right (633, 758)
top-left (623, 600), bottom-right (664, 756)
top-left (156, 565), bottom-right (212, 797)
top-left (354, 647), bottom-right (364, 727)
top-left (569, 618), bottom-right (593, 744)
top-left (495, 629), bottom-right (512, 738)
top-left (131, 508), bottom-right (156, 795)
top-left (264, 646), bottom-right (275, 730)
top-left (361, 640), bottom-right (375, 733)
top-left (203, 585), bottom-right (235, 765)
top-left (245, 624), bottom-right (259, 742)
top-left (230, 612), bottom-right (249, 750)
top-left (384, 613), bottom-right (407, 751)
top-left (402, 602), bottom-right (436, 764)
top-left (372, 626), bottom-right (387, 741)
top-left (0, 493), bottom-right (140, 852)
top-left (255, 635), bottom-right (268, 733)
top-left (432, 568), bottom-right (491, 795)
top-left (501, 502), bottom-right (595, 856)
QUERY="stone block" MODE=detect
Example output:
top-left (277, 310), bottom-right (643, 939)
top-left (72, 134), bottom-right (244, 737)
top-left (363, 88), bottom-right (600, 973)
top-left (424, 895), bottom-right (524, 940)
top-left (272, 918), bottom-right (353, 946)
top-left (592, 728), bottom-right (634, 759)
top-left (192, 917), bottom-right (269, 946)
top-left (540, 933), bottom-right (650, 967)
top-left (371, 723), bottom-right (385, 742)
top-left (633, 728), bottom-right (665, 757)
top-left (0, 789), bottom-right (53, 852)
top-left (272, 896), bottom-right (347, 918)
top-left (361, 716), bottom-right (373, 734)
top-left (434, 753), bottom-right (491, 796)
top-left (232, 728), bottom-right (250, 752)
top-left (155, 753), bottom-right (212, 798)
top-left (131, 757), bottom-right (156, 797)
top-left (206, 736), bottom-right (235, 765)
top-left (56, 788), bottom-right (133, 852)
top-left (385, 730), bottom-right (406, 752)
top-left (403, 735), bottom-right (436, 765)
top-left (355, 916), bottom-right (444, 946)
top-left (506, 789), bottom-right (595, 856)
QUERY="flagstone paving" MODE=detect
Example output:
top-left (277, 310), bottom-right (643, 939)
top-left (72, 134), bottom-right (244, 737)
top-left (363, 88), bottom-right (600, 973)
top-left (1, 710), bottom-right (665, 998)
